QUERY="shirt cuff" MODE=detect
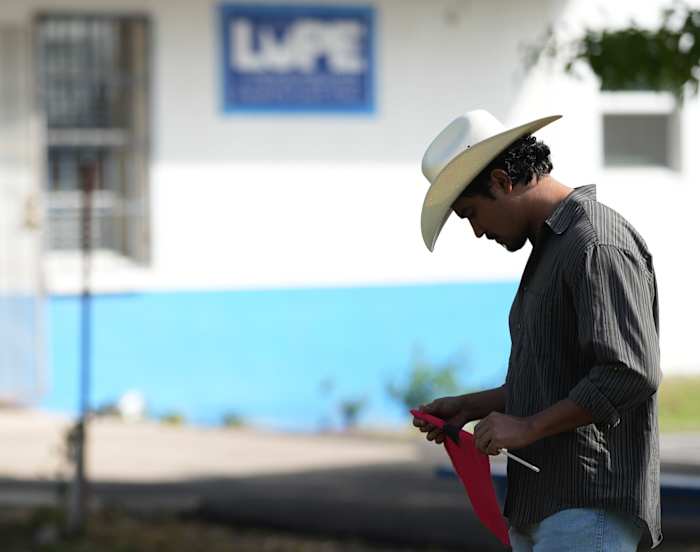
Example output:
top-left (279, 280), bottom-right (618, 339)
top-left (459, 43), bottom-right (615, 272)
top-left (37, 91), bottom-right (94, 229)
top-left (568, 378), bottom-right (621, 429)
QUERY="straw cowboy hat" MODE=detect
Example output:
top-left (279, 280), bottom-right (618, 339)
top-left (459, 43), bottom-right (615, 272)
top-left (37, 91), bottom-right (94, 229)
top-left (420, 109), bottom-right (562, 251)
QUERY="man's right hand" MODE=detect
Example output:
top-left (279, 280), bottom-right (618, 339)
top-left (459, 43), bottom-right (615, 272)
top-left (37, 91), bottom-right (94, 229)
top-left (413, 395), bottom-right (473, 445)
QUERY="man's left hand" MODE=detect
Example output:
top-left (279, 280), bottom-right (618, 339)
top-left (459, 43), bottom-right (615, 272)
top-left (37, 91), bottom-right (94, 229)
top-left (473, 412), bottom-right (538, 455)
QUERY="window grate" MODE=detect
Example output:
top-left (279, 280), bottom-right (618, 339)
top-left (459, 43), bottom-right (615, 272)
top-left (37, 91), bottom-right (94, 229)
top-left (38, 15), bottom-right (150, 260)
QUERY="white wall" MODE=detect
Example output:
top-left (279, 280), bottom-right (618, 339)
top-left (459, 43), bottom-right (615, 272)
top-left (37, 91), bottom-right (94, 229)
top-left (0, 0), bottom-right (565, 294)
top-left (142, 0), bottom-right (567, 292)
top-left (0, 23), bottom-right (46, 403)
top-left (515, 0), bottom-right (700, 374)
top-left (3, 0), bottom-right (699, 373)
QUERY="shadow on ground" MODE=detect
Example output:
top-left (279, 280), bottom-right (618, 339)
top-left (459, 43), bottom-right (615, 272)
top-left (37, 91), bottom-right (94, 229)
top-left (1, 461), bottom-right (699, 551)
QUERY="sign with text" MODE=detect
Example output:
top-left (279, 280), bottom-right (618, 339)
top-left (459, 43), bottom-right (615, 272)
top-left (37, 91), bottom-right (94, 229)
top-left (219, 4), bottom-right (374, 112)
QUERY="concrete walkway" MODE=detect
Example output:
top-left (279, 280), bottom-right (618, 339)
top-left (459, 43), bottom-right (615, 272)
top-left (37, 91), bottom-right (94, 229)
top-left (0, 410), bottom-right (416, 482)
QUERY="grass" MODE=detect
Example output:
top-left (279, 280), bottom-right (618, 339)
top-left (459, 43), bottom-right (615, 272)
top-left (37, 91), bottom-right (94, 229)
top-left (658, 376), bottom-right (700, 432)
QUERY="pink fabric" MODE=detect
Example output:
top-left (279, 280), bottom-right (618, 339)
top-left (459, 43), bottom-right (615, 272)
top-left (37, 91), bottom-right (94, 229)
top-left (410, 408), bottom-right (510, 546)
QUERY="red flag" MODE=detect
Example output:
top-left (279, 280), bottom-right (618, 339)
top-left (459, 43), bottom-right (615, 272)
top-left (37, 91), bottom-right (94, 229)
top-left (410, 408), bottom-right (510, 547)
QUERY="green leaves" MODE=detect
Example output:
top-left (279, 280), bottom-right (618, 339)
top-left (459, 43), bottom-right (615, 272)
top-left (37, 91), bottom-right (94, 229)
top-left (528, 3), bottom-right (700, 102)
top-left (386, 350), bottom-right (462, 410)
top-left (338, 397), bottom-right (368, 429)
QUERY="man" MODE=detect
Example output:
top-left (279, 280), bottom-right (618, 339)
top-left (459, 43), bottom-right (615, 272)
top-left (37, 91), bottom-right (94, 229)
top-left (413, 110), bottom-right (661, 551)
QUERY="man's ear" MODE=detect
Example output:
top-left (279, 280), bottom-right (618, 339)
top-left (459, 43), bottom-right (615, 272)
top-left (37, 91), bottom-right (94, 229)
top-left (490, 169), bottom-right (513, 195)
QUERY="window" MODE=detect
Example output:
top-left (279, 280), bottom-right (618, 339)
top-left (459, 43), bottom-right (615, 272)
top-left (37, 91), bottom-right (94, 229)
top-left (37, 15), bottom-right (151, 262)
top-left (603, 114), bottom-right (670, 167)
top-left (600, 92), bottom-right (680, 171)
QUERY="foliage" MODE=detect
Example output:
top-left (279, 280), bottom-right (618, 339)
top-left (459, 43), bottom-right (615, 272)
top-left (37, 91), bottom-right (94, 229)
top-left (159, 411), bottom-right (186, 426)
top-left (526, 2), bottom-right (700, 101)
top-left (386, 350), bottom-right (462, 411)
top-left (338, 397), bottom-right (368, 429)
top-left (91, 402), bottom-right (119, 418)
top-left (658, 376), bottom-right (700, 432)
top-left (221, 411), bottom-right (246, 428)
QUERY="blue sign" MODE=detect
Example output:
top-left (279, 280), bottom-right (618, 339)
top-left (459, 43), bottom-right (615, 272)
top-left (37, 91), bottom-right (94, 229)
top-left (219, 4), bottom-right (375, 113)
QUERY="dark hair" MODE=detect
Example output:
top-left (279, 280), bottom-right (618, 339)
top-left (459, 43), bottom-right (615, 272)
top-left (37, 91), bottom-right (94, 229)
top-left (460, 135), bottom-right (553, 198)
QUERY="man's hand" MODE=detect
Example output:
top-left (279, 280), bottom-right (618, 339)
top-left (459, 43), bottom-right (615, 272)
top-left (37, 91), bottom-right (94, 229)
top-left (413, 396), bottom-right (472, 445)
top-left (412, 385), bottom-right (508, 445)
top-left (473, 412), bottom-right (538, 455)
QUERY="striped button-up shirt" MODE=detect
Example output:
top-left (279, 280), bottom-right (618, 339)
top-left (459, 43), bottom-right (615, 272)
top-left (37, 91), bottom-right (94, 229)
top-left (504, 184), bottom-right (661, 548)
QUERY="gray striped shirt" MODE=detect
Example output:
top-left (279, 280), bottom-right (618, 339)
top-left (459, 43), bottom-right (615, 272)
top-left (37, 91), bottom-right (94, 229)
top-left (504, 185), bottom-right (662, 548)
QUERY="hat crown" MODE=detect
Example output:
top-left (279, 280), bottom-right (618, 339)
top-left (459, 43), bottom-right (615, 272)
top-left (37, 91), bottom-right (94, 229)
top-left (421, 109), bottom-right (505, 184)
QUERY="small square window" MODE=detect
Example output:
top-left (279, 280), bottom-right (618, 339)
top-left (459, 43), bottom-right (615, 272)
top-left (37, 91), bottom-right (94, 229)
top-left (603, 114), bottom-right (671, 168)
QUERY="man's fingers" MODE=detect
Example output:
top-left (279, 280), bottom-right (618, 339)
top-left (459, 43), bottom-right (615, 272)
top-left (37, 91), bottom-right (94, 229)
top-left (474, 415), bottom-right (490, 440)
top-left (412, 403), bottom-right (446, 444)
top-left (485, 437), bottom-right (501, 455)
top-left (418, 422), bottom-right (435, 434)
top-left (474, 438), bottom-right (503, 455)
top-left (413, 417), bottom-right (427, 431)
top-left (427, 428), bottom-right (443, 441)
top-left (475, 424), bottom-right (491, 453)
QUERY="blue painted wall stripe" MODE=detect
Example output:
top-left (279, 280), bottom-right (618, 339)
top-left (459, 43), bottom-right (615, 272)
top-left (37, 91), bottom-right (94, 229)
top-left (44, 282), bottom-right (517, 430)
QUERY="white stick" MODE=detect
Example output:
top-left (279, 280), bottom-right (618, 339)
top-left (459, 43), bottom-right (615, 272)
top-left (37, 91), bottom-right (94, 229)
top-left (500, 449), bottom-right (540, 473)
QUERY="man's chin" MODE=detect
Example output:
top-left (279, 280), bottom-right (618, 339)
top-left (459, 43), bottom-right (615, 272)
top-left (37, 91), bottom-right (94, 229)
top-left (503, 239), bottom-right (526, 252)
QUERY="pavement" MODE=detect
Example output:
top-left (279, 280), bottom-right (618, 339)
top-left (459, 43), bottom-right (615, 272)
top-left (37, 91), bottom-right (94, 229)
top-left (1, 409), bottom-right (699, 550)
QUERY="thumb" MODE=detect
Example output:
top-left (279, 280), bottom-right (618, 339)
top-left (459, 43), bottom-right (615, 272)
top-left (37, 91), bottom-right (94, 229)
top-left (447, 410), bottom-right (471, 430)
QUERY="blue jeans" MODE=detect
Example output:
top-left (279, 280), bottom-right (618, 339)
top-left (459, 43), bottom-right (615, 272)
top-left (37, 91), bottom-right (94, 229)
top-left (509, 508), bottom-right (644, 552)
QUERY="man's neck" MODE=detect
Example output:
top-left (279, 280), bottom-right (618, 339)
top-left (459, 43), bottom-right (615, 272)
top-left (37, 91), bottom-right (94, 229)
top-left (525, 176), bottom-right (574, 246)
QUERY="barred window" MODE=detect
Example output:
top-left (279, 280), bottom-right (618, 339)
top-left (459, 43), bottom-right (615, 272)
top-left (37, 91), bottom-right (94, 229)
top-left (37, 15), bottom-right (151, 262)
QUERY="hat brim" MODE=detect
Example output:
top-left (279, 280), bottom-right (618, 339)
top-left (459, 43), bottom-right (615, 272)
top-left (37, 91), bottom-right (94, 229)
top-left (421, 114), bottom-right (562, 251)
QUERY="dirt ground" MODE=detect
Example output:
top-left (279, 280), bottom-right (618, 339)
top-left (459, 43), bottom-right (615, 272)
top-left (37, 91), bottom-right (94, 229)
top-left (1, 411), bottom-right (699, 551)
top-left (0, 508), bottom-right (697, 552)
top-left (0, 507), bottom-right (456, 552)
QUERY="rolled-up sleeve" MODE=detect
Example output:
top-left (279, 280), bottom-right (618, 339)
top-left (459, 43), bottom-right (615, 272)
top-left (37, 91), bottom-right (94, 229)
top-left (568, 244), bottom-right (661, 429)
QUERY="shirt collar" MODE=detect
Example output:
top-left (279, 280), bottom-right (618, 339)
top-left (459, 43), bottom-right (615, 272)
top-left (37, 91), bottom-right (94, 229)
top-left (544, 184), bottom-right (596, 235)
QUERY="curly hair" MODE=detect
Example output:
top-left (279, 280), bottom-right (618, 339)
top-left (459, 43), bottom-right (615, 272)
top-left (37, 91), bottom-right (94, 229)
top-left (460, 135), bottom-right (553, 199)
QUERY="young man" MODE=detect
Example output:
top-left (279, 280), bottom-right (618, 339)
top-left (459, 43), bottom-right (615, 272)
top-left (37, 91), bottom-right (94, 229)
top-left (413, 110), bottom-right (661, 551)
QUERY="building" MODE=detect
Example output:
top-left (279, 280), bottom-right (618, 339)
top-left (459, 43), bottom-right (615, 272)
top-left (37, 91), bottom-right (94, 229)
top-left (0, 25), bottom-right (45, 408)
top-left (1, 0), bottom-right (698, 429)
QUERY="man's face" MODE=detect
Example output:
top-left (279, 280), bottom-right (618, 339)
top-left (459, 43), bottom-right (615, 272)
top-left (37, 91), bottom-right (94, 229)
top-left (451, 175), bottom-right (529, 252)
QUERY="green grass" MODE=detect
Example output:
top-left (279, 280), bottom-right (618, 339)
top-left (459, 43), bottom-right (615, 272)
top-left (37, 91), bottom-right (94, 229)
top-left (658, 376), bottom-right (700, 432)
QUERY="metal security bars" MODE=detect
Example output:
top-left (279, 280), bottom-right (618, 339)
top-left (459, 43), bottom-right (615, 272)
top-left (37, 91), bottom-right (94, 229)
top-left (37, 15), bottom-right (151, 261)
